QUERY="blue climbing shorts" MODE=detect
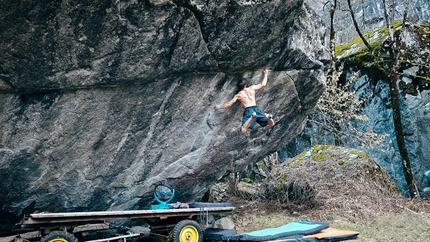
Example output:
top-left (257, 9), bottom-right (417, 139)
top-left (242, 106), bottom-right (268, 129)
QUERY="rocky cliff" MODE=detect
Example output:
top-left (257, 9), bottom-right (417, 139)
top-left (0, 0), bottom-right (329, 233)
top-left (281, 22), bottom-right (430, 195)
top-left (305, 0), bottom-right (430, 43)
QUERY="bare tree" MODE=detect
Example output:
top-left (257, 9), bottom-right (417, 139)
top-left (305, 1), bottom-right (385, 149)
top-left (310, 64), bottom-right (386, 148)
top-left (327, 0), bottom-right (337, 64)
top-left (346, 0), bottom-right (417, 197)
top-left (325, 0), bottom-right (342, 146)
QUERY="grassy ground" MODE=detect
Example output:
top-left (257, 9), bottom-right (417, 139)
top-left (331, 212), bottom-right (430, 241)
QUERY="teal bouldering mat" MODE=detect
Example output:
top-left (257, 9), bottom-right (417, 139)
top-left (221, 220), bottom-right (329, 241)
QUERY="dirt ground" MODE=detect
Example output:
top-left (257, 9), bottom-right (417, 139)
top-left (225, 146), bottom-right (430, 242)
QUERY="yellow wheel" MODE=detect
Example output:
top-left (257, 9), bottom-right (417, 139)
top-left (48, 238), bottom-right (68, 242)
top-left (40, 231), bottom-right (77, 242)
top-left (179, 225), bottom-right (198, 241)
top-left (172, 220), bottom-right (202, 242)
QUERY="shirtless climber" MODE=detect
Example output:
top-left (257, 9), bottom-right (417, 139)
top-left (214, 69), bottom-right (275, 133)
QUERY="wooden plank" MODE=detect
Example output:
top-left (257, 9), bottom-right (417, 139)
top-left (30, 207), bottom-right (234, 218)
top-left (73, 223), bottom-right (109, 233)
top-left (22, 207), bottom-right (234, 227)
top-left (303, 227), bottom-right (359, 239)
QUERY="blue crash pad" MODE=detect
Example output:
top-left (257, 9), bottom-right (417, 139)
top-left (222, 220), bottom-right (329, 241)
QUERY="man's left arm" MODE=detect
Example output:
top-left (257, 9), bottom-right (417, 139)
top-left (215, 96), bottom-right (238, 109)
top-left (250, 69), bottom-right (268, 90)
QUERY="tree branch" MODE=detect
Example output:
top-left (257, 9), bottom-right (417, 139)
top-left (347, 0), bottom-right (371, 50)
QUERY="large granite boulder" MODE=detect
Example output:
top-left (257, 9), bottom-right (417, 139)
top-left (0, 0), bottom-right (329, 233)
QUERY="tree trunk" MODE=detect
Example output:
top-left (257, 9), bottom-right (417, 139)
top-left (328, 0), bottom-right (342, 146)
top-left (347, 0), bottom-right (416, 197)
top-left (333, 120), bottom-right (343, 146)
top-left (388, 7), bottom-right (416, 196)
top-left (329, 0), bottom-right (337, 63)
top-left (387, 0), bottom-right (416, 198)
top-left (388, 71), bottom-right (416, 197)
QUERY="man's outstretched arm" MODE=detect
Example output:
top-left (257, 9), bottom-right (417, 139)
top-left (215, 96), bottom-right (238, 109)
top-left (250, 69), bottom-right (269, 90)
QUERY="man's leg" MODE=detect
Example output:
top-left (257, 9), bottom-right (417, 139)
top-left (241, 116), bottom-right (254, 133)
top-left (266, 114), bottom-right (275, 127)
top-left (241, 112), bottom-right (256, 133)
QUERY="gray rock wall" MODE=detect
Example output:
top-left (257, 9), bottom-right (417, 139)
top-left (281, 74), bottom-right (430, 195)
top-left (0, 0), bottom-right (329, 233)
top-left (306, 0), bottom-right (430, 43)
top-left (280, 23), bottom-right (430, 195)
top-left (348, 76), bottom-right (430, 193)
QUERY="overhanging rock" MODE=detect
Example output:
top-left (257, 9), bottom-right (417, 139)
top-left (0, 0), bottom-right (329, 233)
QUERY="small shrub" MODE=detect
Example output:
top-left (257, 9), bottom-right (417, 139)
top-left (262, 180), bottom-right (318, 209)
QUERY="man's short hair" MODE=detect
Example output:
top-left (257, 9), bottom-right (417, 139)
top-left (237, 78), bottom-right (247, 90)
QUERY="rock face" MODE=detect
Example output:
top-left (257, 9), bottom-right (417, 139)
top-left (305, 0), bottom-right (430, 43)
top-left (348, 76), bottom-right (430, 193)
top-left (0, 0), bottom-right (329, 233)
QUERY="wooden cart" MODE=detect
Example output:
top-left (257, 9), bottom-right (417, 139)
top-left (20, 206), bottom-right (235, 242)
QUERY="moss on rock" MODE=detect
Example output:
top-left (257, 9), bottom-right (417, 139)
top-left (337, 22), bottom-right (430, 95)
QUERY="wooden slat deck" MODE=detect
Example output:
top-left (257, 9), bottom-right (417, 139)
top-left (22, 207), bottom-right (234, 228)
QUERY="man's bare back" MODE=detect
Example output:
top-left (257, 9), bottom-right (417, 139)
top-left (235, 87), bottom-right (257, 108)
